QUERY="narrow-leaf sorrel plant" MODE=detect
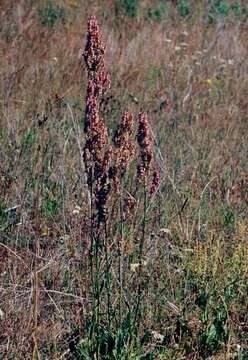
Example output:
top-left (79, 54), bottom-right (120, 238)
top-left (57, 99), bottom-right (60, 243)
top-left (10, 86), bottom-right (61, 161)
top-left (83, 16), bottom-right (111, 358)
top-left (112, 111), bottom-right (134, 322)
top-left (82, 15), bottom-right (159, 359)
top-left (133, 112), bottom-right (154, 333)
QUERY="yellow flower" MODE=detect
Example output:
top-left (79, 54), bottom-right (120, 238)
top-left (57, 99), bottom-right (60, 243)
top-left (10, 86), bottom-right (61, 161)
top-left (206, 79), bottom-right (212, 86)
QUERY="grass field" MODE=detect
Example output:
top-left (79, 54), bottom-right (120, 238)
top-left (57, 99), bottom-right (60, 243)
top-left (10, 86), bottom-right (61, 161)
top-left (0, 1), bottom-right (247, 359)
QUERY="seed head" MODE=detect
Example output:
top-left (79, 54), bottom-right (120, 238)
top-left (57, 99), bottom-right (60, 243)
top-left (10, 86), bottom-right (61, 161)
top-left (83, 17), bottom-right (111, 189)
top-left (137, 112), bottom-right (153, 181)
top-left (95, 176), bottom-right (111, 224)
top-left (113, 111), bottom-right (134, 180)
top-left (149, 170), bottom-right (160, 194)
top-left (83, 15), bottom-right (110, 96)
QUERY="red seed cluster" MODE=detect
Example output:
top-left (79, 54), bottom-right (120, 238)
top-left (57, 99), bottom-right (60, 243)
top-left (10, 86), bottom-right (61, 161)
top-left (113, 111), bottom-right (134, 185)
top-left (83, 82), bottom-right (109, 186)
top-left (83, 16), bottom-right (111, 184)
top-left (94, 174), bottom-right (111, 224)
top-left (149, 170), bottom-right (160, 194)
top-left (137, 112), bottom-right (153, 181)
top-left (83, 16), bottom-right (160, 223)
top-left (83, 15), bottom-right (110, 97)
top-left (83, 16), bottom-right (112, 223)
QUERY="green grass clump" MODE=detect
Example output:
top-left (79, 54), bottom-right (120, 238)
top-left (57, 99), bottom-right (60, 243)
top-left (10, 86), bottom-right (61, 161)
top-left (38, 1), bottom-right (66, 27)
top-left (116, 0), bottom-right (139, 18)
top-left (177, 0), bottom-right (192, 17)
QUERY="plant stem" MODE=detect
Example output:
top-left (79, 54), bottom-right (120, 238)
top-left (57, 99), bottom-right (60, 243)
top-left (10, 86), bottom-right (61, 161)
top-left (95, 232), bottom-right (100, 360)
top-left (133, 180), bottom-right (147, 336)
top-left (104, 221), bottom-right (112, 329)
top-left (118, 178), bottom-right (124, 323)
